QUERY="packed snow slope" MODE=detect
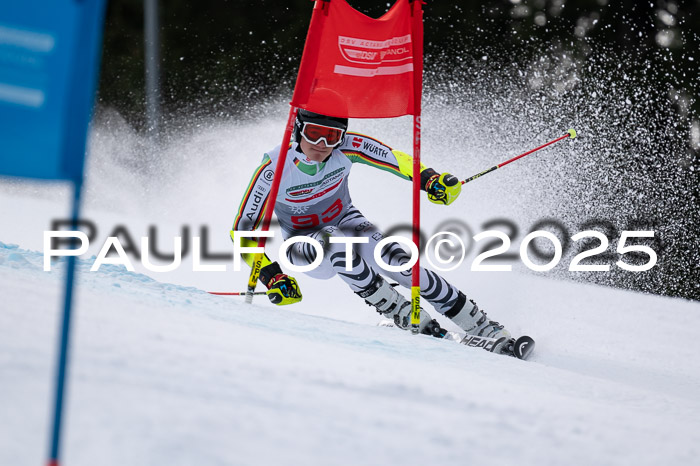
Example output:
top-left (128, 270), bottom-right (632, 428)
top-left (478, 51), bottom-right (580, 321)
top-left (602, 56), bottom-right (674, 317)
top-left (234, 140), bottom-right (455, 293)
top-left (1, 241), bottom-right (700, 466)
top-left (1, 111), bottom-right (699, 465)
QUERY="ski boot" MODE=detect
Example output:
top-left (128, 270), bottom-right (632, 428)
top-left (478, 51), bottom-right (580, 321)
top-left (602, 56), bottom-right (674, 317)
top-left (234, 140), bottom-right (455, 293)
top-left (445, 294), bottom-right (512, 354)
top-left (357, 275), bottom-right (446, 338)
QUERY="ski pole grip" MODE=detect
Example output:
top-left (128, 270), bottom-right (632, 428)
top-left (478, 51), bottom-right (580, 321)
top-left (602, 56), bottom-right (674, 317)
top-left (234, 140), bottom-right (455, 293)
top-left (410, 285), bottom-right (421, 335)
top-left (245, 252), bottom-right (264, 303)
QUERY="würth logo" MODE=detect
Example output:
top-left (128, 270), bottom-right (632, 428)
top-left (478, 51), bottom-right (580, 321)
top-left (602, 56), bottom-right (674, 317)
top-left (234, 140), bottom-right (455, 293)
top-left (352, 137), bottom-right (362, 148)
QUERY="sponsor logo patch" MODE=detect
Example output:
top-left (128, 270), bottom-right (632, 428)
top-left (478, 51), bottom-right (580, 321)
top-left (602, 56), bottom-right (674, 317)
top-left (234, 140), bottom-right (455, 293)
top-left (245, 188), bottom-right (266, 221)
top-left (338, 35), bottom-right (412, 65)
top-left (288, 188), bottom-right (313, 198)
top-left (362, 141), bottom-right (389, 159)
top-left (285, 168), bottom-right (345, 196)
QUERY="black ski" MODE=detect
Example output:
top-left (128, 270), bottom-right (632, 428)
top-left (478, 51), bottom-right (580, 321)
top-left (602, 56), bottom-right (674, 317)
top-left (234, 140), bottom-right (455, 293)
top-left (512, 336), bottom-right (535, 360)
top-left (461, 334), bottom-right (535, 360)
top-left (378, 319), bottom-right (535, 360)
top-left (460, 334), bottom-right (535, 360)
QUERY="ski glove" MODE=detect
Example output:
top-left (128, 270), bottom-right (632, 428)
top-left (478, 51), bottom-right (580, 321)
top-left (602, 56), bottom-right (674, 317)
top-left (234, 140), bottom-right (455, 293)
top-left (259, 261), bottom-right (302, 306)
top-left (423, 170), bottom-right (462, 205)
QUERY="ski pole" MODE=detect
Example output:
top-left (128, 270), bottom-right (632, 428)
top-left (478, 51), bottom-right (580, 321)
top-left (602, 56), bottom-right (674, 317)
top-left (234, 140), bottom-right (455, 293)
top-left (461, 129), bottom-right (577, 184)
top-left (209, 282), bottom-right (400, 297)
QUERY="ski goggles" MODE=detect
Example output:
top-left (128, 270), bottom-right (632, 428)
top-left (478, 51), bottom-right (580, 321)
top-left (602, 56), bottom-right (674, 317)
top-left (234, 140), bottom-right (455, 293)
top-left (300, 122), bottom-right (345, 147)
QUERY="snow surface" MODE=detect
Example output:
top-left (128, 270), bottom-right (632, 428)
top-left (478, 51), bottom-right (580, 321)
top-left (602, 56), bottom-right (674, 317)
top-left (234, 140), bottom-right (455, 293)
top-left (1, 113), bottom-right (699, 465)
top-left (2, 240), bottom-right (700, 466)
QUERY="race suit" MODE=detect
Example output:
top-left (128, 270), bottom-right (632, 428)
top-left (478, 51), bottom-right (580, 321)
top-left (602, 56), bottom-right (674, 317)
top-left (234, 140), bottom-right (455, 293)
top-left (232, 132), bottom-right (466, 316)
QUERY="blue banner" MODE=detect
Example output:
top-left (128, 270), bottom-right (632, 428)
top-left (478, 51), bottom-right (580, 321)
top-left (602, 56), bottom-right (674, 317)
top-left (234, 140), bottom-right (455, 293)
top-left (0, 0), bottom-right (107, 182)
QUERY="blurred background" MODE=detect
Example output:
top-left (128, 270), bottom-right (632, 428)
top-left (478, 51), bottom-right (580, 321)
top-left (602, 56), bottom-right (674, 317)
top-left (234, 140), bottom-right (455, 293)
top-left (99, 0), bottom-right (699, 127)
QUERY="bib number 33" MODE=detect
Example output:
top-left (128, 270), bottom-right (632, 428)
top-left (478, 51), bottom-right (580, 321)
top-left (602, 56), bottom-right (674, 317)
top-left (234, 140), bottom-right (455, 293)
top-left (291, 198), bottom-right (343, 229)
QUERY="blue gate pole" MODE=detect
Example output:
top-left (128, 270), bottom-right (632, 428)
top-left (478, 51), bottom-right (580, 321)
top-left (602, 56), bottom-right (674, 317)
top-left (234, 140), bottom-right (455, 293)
top-left (48, 178), bottom-right (83, 466)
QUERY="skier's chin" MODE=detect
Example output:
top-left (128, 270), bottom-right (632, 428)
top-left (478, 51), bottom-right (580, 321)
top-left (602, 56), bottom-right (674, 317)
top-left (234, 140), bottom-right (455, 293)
top-left (306, 147), bottom-right (331, 161)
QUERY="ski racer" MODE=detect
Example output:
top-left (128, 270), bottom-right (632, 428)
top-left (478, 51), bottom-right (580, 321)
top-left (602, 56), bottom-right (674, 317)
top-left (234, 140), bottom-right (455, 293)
top-left (232, 104), bottom-right (517, 354)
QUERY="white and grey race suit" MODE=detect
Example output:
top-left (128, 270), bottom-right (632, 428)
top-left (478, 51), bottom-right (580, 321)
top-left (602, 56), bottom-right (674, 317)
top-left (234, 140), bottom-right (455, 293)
top-left (233, 132), bottom-right (467, 317)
